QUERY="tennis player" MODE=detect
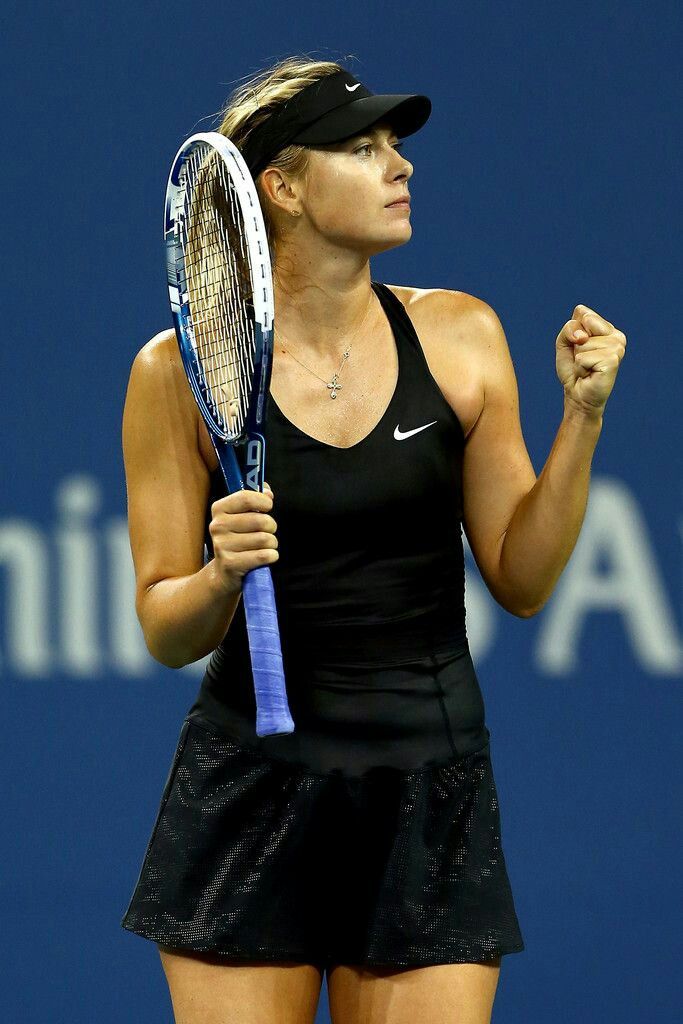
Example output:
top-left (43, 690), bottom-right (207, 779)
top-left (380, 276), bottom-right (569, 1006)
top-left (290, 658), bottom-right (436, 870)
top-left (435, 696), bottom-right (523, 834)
top-left (120, 56), bottom-right (626, 1024)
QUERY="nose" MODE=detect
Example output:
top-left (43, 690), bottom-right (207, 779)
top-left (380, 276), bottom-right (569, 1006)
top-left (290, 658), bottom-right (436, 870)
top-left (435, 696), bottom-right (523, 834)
top-left (392, 149), bottom-right (412, 179)
top-left (393, 162), bottom-right (411, 183)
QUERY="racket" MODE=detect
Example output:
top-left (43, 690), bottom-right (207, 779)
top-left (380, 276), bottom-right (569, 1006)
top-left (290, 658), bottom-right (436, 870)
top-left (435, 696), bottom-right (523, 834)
top-left (163, 131), bottom-right (294, 738)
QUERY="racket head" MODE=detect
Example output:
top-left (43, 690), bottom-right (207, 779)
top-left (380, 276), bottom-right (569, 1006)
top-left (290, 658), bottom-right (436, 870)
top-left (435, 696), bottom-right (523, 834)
top-left (164, 132), bottom-right (274, 446)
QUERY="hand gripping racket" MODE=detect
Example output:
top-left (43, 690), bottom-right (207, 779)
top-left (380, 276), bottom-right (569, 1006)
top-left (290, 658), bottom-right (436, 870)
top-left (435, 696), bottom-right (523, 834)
top-left (164, 131), bottom-right (294, 738)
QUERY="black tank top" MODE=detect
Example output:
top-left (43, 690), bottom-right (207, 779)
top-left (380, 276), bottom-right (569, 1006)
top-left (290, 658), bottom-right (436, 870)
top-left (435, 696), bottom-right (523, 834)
top-left (186, 280), bottom-right (488, 774)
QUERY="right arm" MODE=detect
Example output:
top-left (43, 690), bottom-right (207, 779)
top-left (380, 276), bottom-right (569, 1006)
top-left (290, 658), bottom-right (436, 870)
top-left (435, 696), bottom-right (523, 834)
top-left (122, 332), bottom-right (278, 669)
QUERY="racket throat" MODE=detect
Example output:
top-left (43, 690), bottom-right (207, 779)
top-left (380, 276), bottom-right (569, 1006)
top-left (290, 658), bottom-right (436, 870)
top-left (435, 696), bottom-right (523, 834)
top-left (212, 433), bottom-right (265, 493)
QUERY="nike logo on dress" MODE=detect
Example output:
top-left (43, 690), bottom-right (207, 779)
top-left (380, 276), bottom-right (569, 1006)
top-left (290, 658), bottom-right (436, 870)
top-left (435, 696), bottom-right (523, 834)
top-left (394, 421), bottom-right (438, 440)
top-left (345, 83), bottom-right (362, 91)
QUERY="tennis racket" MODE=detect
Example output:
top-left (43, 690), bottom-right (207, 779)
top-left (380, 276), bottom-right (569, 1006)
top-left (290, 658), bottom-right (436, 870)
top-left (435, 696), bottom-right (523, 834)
top-left (164, 131), bottom-right (294, 738)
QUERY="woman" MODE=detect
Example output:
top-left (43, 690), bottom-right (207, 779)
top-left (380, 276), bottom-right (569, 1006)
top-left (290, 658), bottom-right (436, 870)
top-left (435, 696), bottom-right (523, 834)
top-left (120, 56), bottom-right (626, 1024)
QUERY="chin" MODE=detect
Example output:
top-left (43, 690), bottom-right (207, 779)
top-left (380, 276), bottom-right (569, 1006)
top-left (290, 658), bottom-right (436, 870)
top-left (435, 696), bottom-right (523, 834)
top-left (378, 222), bottom-right (411, 249)
top-left (367, 231), bottom-right (412, 257)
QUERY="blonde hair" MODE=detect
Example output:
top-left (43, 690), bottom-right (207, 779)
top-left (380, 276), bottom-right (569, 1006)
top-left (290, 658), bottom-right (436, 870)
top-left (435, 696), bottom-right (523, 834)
top-left (215, 55), bottom-right (349, 252)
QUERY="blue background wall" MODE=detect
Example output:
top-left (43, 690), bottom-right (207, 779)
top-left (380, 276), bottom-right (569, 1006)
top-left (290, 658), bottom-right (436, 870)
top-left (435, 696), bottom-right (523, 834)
top-left (3, 1), bottom-right (681, 1021)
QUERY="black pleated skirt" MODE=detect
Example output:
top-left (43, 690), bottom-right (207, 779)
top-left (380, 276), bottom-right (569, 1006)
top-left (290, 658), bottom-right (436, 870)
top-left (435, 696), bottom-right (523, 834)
top-left (121, 656), bottom-right (525, 970)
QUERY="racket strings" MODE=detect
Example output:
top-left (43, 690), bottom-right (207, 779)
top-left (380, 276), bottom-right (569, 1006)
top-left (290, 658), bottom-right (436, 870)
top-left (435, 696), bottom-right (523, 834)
top-left (179, 145), bottom-right (257, 439)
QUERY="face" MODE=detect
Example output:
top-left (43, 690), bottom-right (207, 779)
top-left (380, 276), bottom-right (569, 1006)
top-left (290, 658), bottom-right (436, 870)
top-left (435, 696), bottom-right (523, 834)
top-left (295, 120), bottom-right (414, 257)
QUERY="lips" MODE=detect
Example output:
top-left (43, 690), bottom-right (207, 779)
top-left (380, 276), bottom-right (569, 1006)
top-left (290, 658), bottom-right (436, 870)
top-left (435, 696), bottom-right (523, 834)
top-left (386, 198), bottom-right (411, 208)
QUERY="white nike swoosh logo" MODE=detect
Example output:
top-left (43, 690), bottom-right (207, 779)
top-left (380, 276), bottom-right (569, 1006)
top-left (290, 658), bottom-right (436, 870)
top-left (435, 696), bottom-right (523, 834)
top-left (345, 83), bottom-right (362, 91)
top-left (394, 421), bottom-right (438, 440)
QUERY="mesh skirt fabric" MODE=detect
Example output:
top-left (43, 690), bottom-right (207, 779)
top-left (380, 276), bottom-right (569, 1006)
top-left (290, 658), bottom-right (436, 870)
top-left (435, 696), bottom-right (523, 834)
top-left (121, 714), bottom-right (524, 969)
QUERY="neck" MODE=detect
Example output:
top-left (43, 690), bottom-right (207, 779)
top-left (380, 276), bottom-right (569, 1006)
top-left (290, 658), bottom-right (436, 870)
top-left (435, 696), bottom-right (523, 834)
top-left (271, 258), bottom-right (377, 360)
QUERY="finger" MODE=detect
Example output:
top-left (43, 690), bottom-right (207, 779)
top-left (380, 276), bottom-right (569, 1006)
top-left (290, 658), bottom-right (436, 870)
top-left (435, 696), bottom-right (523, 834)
top-left (211, 492), bottom-right (270, 518)
top-left (572, 305), bottom-right (614, 334)
top-left (567, 319), bottom-right (589, 341)
top-left (239, 488), bottom-right (272, 511)
top-left (229, 512), bottom-right (277, 533)
top-left (571, 338), bottom-right (610, 351)
top-left (229, 531), bottom-right (278, 551)
top-left (561, 319), bottom-right (589, 343)
top-left (574, 349), bottom-right (616, 372)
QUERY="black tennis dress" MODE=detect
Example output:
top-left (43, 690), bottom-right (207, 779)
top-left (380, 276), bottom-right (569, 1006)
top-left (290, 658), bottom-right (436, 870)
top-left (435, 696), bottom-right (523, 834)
top-left (120, 280), bottom-right (525, 969)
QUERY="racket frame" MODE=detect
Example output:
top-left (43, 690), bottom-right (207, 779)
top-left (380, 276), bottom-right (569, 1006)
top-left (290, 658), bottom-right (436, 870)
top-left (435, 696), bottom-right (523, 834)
top-left (163, 131), bottom-right (294, 737)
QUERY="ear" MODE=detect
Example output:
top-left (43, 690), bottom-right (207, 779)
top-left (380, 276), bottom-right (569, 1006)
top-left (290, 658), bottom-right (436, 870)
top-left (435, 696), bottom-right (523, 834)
top-left (259, 167), bottom-right (301, 216)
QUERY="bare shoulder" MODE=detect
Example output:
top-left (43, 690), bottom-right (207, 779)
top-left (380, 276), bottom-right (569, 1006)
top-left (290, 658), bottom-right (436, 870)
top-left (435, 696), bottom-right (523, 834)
top-left (134, 327), bottom-right (181, 374)
top-left (125, 327), bottom-right (191, 426)
top-left (383, 285), bottom-right (501, 438)
top-left (126, 327), bottom-right (209, 461)
top-left (384, 282), bottom-right (494, 322)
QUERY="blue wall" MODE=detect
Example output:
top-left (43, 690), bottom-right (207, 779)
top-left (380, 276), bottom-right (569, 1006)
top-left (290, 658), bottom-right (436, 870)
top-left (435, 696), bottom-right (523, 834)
top-left (3, 1), bottom-right (681, 1021)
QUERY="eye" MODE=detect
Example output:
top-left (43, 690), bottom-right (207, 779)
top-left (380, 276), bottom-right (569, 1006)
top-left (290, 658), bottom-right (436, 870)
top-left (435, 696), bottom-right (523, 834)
top-left (354, 141), bottom-right (405, 155)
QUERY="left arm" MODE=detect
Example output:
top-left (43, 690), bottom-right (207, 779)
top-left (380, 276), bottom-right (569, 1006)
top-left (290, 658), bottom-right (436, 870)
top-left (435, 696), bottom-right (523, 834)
top-left (497, 401), bottom-right (603, 617)
top-left (457, 295), bottom-right (626, 618)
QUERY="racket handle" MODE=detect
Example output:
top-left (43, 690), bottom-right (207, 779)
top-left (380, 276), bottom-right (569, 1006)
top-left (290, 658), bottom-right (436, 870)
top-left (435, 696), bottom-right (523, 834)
top-left (242, 566), bottom-right (295, 737)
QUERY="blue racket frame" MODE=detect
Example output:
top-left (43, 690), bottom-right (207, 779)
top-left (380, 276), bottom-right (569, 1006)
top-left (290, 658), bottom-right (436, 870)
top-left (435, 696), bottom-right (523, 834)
top-left (164, 131), bottom-right (294, 738)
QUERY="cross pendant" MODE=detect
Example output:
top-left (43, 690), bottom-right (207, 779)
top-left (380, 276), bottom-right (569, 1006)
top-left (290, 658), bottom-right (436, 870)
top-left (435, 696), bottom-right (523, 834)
top-left (327, 375), bottom-right (342, 399)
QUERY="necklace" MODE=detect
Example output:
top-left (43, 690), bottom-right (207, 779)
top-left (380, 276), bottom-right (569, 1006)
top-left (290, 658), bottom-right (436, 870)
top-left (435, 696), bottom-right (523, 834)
top-left (273, 290), bottom-right (375, 399)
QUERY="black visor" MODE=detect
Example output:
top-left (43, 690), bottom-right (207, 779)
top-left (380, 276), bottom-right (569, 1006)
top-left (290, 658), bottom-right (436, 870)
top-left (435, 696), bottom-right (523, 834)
top-left (240, 69), bottom-right (431, 180)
